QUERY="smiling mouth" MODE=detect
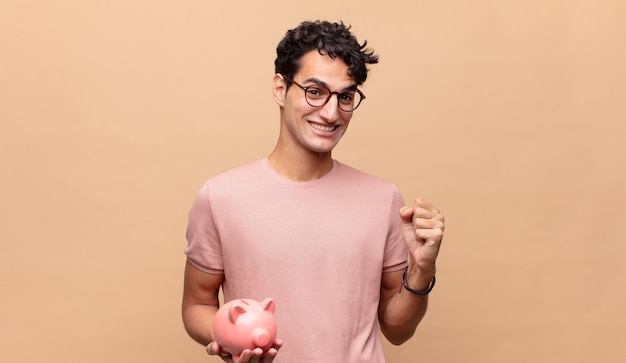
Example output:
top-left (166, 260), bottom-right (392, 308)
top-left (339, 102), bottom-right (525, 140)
top-left (309, 122), bottom-right (338, 132)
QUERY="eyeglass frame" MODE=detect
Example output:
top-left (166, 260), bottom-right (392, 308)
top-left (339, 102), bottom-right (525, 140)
top-left (282, 75), bottom-right (366, 112)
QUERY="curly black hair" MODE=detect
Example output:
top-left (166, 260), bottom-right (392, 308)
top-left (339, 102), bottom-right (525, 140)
top-left (274, 20), bottom-right (379, 86)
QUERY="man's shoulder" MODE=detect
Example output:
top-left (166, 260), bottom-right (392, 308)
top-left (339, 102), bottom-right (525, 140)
top-left (208, 159), bottom-right (263, 181)
top-left (335, 160), bottom-right (396, 187)
top-left (196, 159), bottom-right (265, 196)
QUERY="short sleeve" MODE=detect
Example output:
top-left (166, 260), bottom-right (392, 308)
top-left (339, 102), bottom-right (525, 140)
top-left (382, 186), bottom-right (409, 272)
top-left (184, 181), bottom-right (224, 274)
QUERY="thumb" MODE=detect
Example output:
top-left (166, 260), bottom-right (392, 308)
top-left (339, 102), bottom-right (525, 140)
top-left (206, 342), bottom-right (228, 357)
top-left (399, 206), bottom-right (414, 224)
top-left (399, 207), bottom-right (417, 242)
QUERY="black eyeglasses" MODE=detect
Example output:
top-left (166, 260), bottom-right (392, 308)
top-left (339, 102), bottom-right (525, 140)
top-left (283, 75), bottom-right (366, 112)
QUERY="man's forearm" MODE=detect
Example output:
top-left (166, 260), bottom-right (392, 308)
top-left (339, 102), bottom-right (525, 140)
top-left (379, 266), bottom-right (434, 345)
top-left (182, 304), bottom-right (219, 346)
top-left (380, 291), bottom-right (429, 345)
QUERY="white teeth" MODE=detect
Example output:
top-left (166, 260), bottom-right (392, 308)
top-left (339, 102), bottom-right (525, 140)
top-left (310, 123), bottom-right (336, 132)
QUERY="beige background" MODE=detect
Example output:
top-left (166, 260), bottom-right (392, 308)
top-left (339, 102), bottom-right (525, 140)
top-left (1, 1), bottom-right (625, 362)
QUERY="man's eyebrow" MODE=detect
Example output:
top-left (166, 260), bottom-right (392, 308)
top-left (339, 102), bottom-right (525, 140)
top-left (302, 77), bottom-right (358, 92)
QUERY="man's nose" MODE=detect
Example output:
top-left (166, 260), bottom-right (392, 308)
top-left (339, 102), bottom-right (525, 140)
top-left (319, 93), bottom-right (340, 122)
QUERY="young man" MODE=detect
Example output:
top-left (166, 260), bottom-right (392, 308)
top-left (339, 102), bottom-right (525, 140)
top-left (182, 20), bottom-right (445, 363)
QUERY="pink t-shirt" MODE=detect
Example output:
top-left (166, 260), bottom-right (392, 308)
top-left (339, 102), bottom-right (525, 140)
top-left (185, 159), bottom-right (408, 362)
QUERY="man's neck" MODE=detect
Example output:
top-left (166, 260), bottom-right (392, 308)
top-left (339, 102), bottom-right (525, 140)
top-left (267, 148), bottom-right (334, 182)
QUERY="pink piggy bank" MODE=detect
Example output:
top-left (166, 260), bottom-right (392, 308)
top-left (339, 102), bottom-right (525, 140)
top-left (213, 298), bottom-right (277, 362)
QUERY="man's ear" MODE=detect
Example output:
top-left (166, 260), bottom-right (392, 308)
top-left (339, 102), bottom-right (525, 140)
top-left (272, 73), bottom-right (286, 107)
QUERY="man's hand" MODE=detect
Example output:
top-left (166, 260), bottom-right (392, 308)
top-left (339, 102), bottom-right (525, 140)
top-left (207, 340), bottom-right (283, 363)
top-left (400, 198), bottom-right (445, 272)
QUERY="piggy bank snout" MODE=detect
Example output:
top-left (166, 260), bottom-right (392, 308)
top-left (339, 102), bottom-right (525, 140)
top-left (252, 327), bottom-right (271, 347)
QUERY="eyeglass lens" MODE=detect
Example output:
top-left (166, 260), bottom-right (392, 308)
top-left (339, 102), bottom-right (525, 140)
top-left (304, 85), bottom-right (362, 112)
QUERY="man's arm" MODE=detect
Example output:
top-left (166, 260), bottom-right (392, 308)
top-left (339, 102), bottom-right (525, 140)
top-left (181, 259), bottom-right (224, 346)
top-left (378, 266), bottom-right (434, 345)
top-left (378, 198), bottom-right (444, 345)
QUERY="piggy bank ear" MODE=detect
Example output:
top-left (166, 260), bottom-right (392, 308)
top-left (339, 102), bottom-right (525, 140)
top-left (228, 303), bottom-right (248, 323)
top-left (260, 298), bottom-right (275, 314)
